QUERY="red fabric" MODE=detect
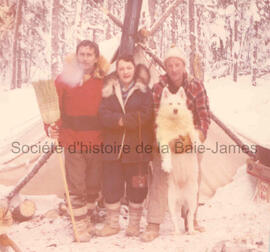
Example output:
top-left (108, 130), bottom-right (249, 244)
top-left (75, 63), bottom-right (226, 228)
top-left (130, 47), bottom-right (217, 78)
top-left (44, 76), bottom-right (103, 147)
top-left (152, 73), bottom-right (211, 138)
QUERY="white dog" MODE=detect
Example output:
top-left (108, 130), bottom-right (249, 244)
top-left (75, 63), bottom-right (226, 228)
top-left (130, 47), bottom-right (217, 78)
top-left (156, 87), bottom-right (200, 234)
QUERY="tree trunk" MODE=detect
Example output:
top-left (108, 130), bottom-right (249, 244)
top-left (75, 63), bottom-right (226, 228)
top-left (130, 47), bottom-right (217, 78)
top-left (105, 0), bottom-right (112, 40)
top-left (118, 0), bottom-right (143, 58)
top-left (24, 50), bottom-right (29, 83)
top-left (16, 41), bottom-right (22, 88)
top-left (171, 7), bottom-right (177, 44)
top-left (93, 29), bottom-right (96, 42)
top-left (148, 0), bottom-right (156, 26)
top-left (228, 17), bottom-right (233, 75)
top-left (51, 0), bottom-right (60, 79)
top-left (11, 0), bottom-right (23, 90)
top-left (196, 5), bottom-right (204, 81)
top-left (252, 20), bottom-right (258, 86)
top-left (233, 0), bottom-right (238, 82)
top-left (12, 199), bottom-right (36, 222)
top-left (74, 0), bottom-right (83, 47)
top-left (188, 0), bottom-right (195, 76)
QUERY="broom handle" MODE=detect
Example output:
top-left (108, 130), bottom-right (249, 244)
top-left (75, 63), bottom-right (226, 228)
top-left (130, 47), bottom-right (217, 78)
top-left (55, 139), bottom-right (80, 242)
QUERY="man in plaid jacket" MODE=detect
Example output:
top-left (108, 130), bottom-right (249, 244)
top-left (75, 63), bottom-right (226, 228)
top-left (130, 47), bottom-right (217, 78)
top-left (141, 46), bottom-right (211, 242)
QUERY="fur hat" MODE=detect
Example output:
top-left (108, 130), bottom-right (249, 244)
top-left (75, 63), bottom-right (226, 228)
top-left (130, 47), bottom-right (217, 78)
top-left (164, 46), bottom-right (186, 65)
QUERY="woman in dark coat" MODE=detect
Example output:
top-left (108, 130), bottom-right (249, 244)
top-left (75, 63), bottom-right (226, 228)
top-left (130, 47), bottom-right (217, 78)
top-left (96, 55), bottom-right (154, 237)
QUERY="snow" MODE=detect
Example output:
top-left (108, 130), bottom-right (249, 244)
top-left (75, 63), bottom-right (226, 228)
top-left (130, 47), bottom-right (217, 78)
top-left (2, 166), bottom-right (269, 252)
top-left (205, 75), bottom-right (270, 149)
top-left (0, 87), bottom-right (41, 148)
top-left (99, 34), bottom-right (121, 63)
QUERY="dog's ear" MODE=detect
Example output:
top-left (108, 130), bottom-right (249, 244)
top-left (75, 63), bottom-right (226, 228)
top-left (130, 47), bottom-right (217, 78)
top-left (177, 87), bottom-right (187, 100)
top-left (161, 87), bottom-right (169, 101)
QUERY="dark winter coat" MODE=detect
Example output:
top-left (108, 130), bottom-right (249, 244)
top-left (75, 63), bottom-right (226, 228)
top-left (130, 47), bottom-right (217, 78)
top-left (98, 75), bottom-right (154, 163)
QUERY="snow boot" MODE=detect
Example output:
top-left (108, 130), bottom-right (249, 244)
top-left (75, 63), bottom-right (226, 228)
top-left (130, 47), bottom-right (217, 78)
top-left (75, 218), bottom-right (92, 242)
top-left (140, 223), bottom-right (160, 242)
top-left (86, 202), bottom-right (96, 235)
top-left (125, 202), bottom-right (143, 237)
top-left (95, 202), bottom-right (120, 237)
top-left (66, 204), bottom-right (93, 242)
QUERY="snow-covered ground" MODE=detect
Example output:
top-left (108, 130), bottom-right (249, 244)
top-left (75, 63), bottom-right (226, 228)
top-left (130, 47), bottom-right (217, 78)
top-left (0, 86), bottom-right (41, 148)
top-left (205, 74), bottom-right (270, 149)
top-left (1, 166), bottom-right (269, 252)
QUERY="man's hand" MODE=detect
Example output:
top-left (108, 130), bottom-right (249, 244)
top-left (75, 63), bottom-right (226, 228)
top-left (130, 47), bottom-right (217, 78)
top-left (169, 135), bottom-right (192, 153)
top-left (48, 124), bottom-right (60, 139)
top-left (197, 130), bottom-right (206, 143)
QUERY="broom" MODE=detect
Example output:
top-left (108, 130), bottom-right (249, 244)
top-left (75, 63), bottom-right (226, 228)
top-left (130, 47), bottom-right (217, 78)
top-left (32, 80), bottom-right (80, 242)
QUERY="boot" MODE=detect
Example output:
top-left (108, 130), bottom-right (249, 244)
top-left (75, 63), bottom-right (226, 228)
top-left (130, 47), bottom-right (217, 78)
top-left (75, 217), bottom-right (92, 242)
top-left (85, 216), bottom-right (95, 235)
top-left (95, 202), bottom-right (120, 237)
top-left (125, 202), bottom-right (143, 237)
top-left (68, 205), bottom-right (92, 242)
top-left (86, 202), bottom-right (96, 235)
top-left (140, 223), bottom-right (160, 242)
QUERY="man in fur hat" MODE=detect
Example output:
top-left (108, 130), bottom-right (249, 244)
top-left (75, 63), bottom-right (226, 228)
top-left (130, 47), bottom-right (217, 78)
top-left (141, 46), bottom-right (211, 242)
top-left (44, 40), bottom-right (109, 242)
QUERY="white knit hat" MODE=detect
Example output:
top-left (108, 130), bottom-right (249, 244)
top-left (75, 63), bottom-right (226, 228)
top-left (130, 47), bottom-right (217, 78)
top-left (164, 46), bottom-right (186, 65)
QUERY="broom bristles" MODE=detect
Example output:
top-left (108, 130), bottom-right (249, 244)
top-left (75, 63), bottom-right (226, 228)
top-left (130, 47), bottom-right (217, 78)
top-left (32, 80), bottom-right (60, 124)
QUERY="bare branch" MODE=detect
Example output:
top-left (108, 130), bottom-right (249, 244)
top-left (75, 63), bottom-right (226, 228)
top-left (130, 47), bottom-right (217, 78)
top-left (88, 0), bottom-right (123, 28)
top-left (149, 0), bottom-right (183, 36)
top-left (100, 6), bottom-right (123, 28)
top-left (137, 42), bottom-right (165, 71)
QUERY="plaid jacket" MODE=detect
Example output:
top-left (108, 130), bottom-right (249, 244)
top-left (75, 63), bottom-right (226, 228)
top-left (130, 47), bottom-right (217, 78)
top-left (152, 73), bottom-right (211, 138)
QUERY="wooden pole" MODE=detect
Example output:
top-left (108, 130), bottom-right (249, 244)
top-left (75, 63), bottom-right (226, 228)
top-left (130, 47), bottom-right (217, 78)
top-left (118, 0), bottom-right (143, 58)
top-left (55, 140), bottom-right (80, 242)
top-left (6, 149), bottom-right (54, 202)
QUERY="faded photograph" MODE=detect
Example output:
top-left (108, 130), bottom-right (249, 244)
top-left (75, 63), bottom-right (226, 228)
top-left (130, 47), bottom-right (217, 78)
top-left (0, 0), bottom-right (270, 251)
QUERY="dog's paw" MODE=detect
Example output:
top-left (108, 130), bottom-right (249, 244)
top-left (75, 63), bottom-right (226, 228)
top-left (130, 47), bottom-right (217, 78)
top-left (186, 230), bottom-right (199, 235)
top-left (194, 224), bottom-right (205, 233)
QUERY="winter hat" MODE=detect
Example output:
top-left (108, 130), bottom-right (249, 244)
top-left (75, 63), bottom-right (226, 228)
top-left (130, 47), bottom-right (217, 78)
top-left (164, 46), bottom-right (186, 65)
